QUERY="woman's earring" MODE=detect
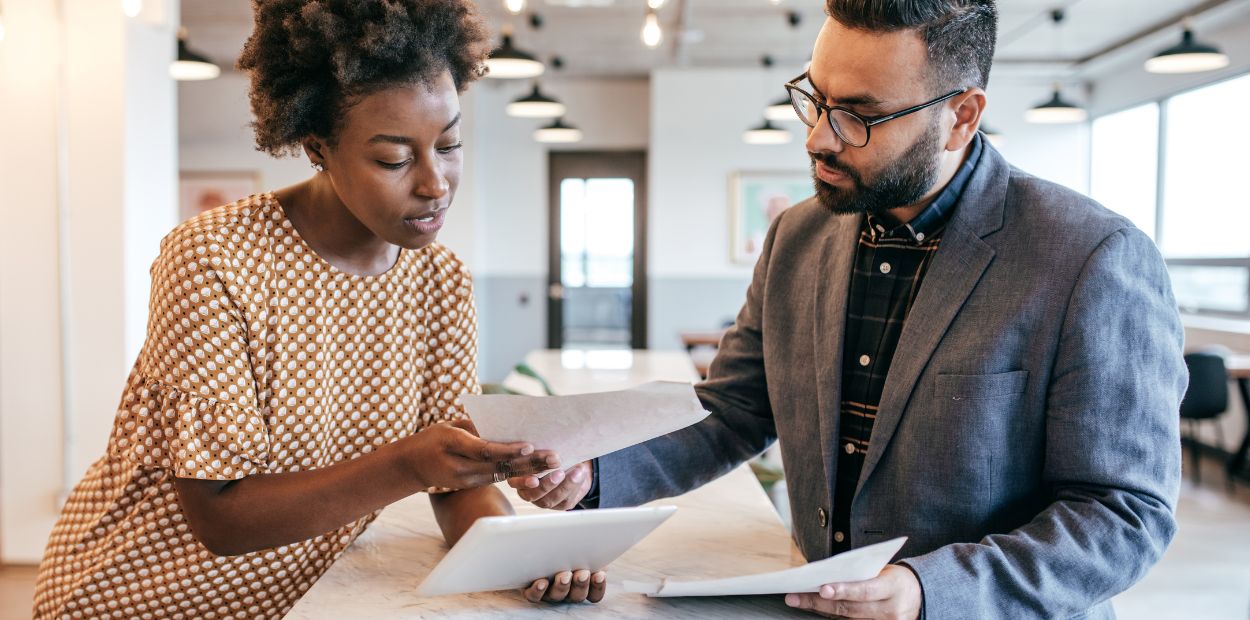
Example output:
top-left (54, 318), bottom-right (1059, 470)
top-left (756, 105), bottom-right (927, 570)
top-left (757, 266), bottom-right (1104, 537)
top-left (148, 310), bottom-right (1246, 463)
top-left (311, 162), bottom-right (325, 172)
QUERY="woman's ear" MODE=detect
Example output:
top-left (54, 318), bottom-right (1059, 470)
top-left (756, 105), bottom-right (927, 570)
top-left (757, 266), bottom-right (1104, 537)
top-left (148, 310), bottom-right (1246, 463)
top-left (303, 137), bottom-right (329, 170)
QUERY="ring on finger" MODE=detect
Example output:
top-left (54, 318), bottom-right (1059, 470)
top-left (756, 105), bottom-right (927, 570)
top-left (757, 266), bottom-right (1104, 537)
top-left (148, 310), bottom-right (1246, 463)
top-left (492, 470), bottom-right (506, 484)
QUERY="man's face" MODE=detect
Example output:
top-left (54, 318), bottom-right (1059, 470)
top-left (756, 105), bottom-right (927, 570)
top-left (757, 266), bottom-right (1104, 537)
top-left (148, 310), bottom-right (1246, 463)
top-left (805, 18), bottom-right (950, 217)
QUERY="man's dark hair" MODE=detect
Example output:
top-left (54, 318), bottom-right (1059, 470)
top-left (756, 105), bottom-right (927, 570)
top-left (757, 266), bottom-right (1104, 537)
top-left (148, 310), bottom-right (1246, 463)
top-left (824, 0), bottom-right (997, 92)
top-left (238, 0), bottom-right (490, 156)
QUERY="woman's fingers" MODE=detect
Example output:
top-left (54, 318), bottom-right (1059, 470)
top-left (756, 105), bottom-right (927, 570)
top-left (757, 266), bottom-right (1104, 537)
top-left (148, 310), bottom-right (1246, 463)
top-left (566, 570), bottom-right (591, 603)
top-left (588, 571), bottom-right (607, 603)
top-left (543, 571), bottom-right (573, 602)
top-left (523, 578), bottom-right (549, 603)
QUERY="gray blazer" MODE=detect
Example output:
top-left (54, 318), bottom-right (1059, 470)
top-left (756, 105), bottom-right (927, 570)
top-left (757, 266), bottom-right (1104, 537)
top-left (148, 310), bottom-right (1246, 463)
top-left (598, 144), bottom-right (1186, 618)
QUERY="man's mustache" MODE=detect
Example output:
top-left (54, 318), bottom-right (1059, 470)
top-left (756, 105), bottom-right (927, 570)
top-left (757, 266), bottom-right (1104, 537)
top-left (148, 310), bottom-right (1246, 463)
top-left (809, 151), bottom-right (861, 184)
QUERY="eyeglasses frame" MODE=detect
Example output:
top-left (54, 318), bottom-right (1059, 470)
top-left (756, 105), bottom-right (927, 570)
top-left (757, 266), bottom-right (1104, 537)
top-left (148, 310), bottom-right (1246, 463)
top-left (783, 71), bottom-right (968, 148)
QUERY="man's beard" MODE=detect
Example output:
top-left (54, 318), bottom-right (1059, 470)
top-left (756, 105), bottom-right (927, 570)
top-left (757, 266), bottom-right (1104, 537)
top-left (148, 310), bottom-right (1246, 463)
top-left (810, 117), bottom-right (944, 218)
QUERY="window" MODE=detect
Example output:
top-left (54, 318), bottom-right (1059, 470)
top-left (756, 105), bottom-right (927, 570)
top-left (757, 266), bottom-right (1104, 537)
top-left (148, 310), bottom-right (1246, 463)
top-left (1089, 72), bottom-right (1250, 318)
top-left (1090, 103), bottom-right (1159, 240)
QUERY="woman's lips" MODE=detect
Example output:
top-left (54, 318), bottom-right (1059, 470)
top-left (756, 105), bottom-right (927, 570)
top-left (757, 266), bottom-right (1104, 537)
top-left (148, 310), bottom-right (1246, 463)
top-left (404, 209), bottom-right (446, 235)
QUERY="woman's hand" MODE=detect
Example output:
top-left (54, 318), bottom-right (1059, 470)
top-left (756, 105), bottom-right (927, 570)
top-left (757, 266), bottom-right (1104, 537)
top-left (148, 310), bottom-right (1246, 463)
top-left (403, 420), bottom-right (559, 490)
top-left (524, 570), bottom-right (608, 604)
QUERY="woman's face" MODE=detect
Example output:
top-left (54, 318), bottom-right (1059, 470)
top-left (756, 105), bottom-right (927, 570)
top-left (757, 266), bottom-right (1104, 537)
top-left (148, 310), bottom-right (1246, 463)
top-left (314, 70), bottom-right (463, 250)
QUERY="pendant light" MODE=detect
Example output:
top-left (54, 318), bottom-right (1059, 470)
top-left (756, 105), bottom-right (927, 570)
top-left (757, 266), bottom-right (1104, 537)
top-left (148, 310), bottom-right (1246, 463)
top-left (504, 0), bottom-right (525, 14)
top-left (743, 119), bottom-right (791, 145)
top-left (642, 8), bottom-right (662, 48)
top-left (1145, 18), bottom-right (1229, 74)
top-left (170, 28), bottom-right (220, 81)
top-left (1025, 83), bottom-right (1087, 124)
top-left (507, 83), bottom-right (566, 118)
top-left (485, 29), bottom-right (544, 79)
top-left (1025, 11), bottom-right (1083, 124)
top-left (765, 96), bottom-right (798, 121)
top-left (535, 118), bottom-right (583, 144)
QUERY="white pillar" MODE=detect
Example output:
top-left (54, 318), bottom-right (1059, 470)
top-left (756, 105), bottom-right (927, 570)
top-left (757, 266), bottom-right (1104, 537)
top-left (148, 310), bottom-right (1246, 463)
top-left (0, 0), bottom-right (177, 563)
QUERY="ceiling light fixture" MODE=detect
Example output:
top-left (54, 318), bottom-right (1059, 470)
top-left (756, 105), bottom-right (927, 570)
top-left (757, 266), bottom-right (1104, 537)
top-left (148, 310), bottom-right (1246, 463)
top-left (1145, 18), bottom-right (1229, 74)
top-left (535, 118), bottom-right (584, 144)
top-left (743, 119), bottom-right (791, 145)
top-left (648, 0), bottom-right (666, 8)
top-left (504, 0), bottom-right (526, 15)
top-left (485, 31), bottom-right (545, 79)
top-left (1025, 83), bottom-right (1087, 124)
top-left (507, 84), bottom-right (567, 118)
top-left (170, 28), bottom-right (221, 81)
top-left (765, 96), bottom-right (798, 122)
top-left (642, 8), bottom-right (662, 48)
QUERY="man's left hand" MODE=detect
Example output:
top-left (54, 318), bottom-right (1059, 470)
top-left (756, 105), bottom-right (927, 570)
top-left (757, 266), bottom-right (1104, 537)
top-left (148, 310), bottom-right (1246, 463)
top-left (784, 564), bottom-right (922, 619)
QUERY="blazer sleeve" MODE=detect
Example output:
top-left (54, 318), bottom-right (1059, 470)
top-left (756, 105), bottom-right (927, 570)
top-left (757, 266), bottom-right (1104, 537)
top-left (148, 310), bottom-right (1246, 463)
top-left (594, 211), bottom-right (783, 508)
top-left (901, 226), bottom-right (1186, 618)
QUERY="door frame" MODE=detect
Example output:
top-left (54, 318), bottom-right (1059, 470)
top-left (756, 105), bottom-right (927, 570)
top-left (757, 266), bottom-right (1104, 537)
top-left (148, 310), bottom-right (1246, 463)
top-left (547, 150), bottom-right (648, 350)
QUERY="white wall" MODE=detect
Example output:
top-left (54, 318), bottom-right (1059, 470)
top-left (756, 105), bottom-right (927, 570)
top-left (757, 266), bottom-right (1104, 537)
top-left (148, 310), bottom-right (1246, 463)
top-left (0, 0), bottom-right (178, 563)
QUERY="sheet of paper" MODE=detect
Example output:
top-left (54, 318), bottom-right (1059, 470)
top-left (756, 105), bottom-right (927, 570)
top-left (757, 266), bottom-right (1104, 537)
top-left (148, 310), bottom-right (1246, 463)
top-left (621, 537), bottom-right (907, 597)
top-left (462, 381), bottom-right (710, 468)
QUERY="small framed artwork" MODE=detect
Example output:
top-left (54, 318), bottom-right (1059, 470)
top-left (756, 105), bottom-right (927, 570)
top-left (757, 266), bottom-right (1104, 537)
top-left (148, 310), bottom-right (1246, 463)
top-left (179, 171), bottom-right (263, 221)
top-left (729, 171), bottom-right (813, 265)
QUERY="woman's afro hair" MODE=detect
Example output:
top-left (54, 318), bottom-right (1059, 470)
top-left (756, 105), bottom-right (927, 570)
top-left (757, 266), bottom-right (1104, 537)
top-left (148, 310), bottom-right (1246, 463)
top-left (237, 0), bottom-right (490, 156)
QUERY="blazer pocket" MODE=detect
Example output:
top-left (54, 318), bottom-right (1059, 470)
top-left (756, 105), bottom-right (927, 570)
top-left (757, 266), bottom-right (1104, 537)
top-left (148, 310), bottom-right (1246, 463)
top-left (934, 370), bottom-right (1029, 401)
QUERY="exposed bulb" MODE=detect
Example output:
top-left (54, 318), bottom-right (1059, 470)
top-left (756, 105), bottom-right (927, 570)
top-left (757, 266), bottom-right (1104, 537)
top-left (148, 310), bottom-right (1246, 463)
top-left (642, 10), bottom-right (662, 48)
top-left (504, 0), bottom-right (525, 15)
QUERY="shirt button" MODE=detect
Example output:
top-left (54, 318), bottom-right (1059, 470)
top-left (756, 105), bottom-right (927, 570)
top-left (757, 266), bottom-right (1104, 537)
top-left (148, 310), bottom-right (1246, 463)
top-left (915, 232), bottom-right (926, 242)
top-left (818, 508), bottom-right (828, 528)
top-left (879, 262), bottom-right (892, 274)
top-left (844, 442), bottom-right (856, 455)
top-left (834, 531), bottom-right (845, 543)
top-left (859, 354), bottom-right (871, 367)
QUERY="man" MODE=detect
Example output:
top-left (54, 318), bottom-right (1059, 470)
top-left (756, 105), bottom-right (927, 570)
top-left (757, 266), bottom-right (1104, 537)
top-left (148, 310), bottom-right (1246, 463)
top-left (511, 1), bottom-right (1185, 617)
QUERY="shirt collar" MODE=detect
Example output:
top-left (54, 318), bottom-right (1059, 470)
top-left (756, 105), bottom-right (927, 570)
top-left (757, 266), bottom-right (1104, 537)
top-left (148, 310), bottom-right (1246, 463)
top-left (865, 133), bottom-right (984, 244)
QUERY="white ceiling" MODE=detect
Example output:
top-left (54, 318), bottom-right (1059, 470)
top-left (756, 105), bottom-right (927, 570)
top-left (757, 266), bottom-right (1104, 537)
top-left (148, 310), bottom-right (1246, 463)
top-left (180, 0), bottom-right (1244, 79)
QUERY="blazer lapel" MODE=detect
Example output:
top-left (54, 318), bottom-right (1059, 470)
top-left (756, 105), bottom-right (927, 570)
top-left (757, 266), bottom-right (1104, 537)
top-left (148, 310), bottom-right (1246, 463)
top-left (813, 212), bottom-right (863, 489)
top-left (853, 145), bottom-right (1011, 497)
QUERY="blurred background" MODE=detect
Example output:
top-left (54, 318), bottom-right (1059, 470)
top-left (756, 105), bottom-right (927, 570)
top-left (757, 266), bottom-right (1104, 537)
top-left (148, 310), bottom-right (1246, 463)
top-left (3, 0), bottom-right (1250, 617)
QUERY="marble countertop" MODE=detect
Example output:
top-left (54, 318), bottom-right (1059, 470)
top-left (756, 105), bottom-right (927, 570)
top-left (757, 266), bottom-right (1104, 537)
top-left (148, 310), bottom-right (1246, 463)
top-left (287, 465), bottom-right (808, 619)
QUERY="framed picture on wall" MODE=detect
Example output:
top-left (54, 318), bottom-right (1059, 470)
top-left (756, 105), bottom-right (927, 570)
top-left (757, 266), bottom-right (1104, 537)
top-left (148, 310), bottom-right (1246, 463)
top-left (729, 171), bottom-right (813, 265)
top-left (179, 171), bottom-right (263, 221)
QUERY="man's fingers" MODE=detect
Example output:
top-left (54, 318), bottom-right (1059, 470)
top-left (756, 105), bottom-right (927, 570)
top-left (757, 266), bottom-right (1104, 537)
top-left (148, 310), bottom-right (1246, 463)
top-left (786, 592), bottom-right (884, 618)
top-left (588, 571), bottom-right (607, 603)
top-left (505, 452), bottom-right (561, 478)
top-left (823, 578), bottom-right (888, 602)
top-left (523, 579), bottom-right (548, 603)
top-left (543, 571), bottom-right (573, 602)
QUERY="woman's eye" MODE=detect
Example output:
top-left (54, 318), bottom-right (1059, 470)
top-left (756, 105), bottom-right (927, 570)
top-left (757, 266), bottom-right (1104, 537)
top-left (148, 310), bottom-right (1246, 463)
top-left (378, 159), bottom-right (411, 170)
top-left (437, 142), bottom-right (464, 154)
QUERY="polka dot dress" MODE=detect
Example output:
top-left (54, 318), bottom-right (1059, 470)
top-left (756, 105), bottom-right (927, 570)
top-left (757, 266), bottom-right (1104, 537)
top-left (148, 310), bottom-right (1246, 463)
top-left (33, 193), bottom-right (480, 619)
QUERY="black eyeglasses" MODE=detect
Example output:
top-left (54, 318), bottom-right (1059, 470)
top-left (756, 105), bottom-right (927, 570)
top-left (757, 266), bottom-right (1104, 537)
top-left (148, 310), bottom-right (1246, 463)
top-left (784, 71), bottom-right (967, 148)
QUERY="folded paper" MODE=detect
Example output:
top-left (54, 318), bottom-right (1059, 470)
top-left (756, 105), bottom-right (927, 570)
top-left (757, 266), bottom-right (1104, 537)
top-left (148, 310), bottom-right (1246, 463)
top-left (622, 537), bottom-right (907, 597)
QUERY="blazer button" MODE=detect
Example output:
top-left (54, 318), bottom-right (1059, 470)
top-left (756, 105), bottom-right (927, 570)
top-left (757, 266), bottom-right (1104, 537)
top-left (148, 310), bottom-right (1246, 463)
top-left (817, 508), bottom-right (828, 528)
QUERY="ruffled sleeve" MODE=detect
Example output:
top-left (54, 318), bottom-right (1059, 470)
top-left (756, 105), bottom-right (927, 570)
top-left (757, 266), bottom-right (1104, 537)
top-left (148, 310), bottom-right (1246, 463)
top-left (108, 223), bottom-right (269, 480)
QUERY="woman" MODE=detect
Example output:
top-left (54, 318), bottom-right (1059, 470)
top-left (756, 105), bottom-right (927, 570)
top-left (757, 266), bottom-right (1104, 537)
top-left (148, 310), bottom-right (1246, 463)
top-left (32, 1), bottom-right (605, 617)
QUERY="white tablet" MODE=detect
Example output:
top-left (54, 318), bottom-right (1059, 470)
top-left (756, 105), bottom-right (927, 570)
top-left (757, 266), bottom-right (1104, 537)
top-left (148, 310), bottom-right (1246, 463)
top-left (415, 505), bottom-right (677, 597)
